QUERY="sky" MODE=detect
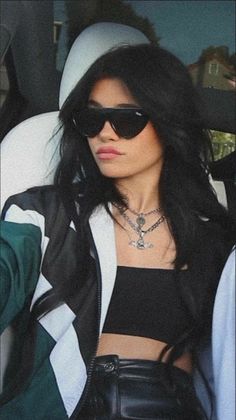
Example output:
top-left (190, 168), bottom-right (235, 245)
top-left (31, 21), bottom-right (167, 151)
top-left (124, 0), bottom-right (235, 64)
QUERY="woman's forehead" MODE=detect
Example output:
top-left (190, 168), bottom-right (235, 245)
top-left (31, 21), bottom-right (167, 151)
top-left (88, 78), bottom-right (138, 108)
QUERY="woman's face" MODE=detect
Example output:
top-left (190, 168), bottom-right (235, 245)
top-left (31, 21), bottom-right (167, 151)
top-left (86, 78), bottom-right (164, 181)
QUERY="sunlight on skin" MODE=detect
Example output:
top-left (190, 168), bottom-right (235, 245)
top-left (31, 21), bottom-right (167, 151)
top-left (97, 334), bottom-right (193, 373)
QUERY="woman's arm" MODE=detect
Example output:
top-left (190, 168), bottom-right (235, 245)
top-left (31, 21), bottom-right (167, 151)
top-left (212, 249), bottom-right (235, 420)
top-left (0, 220), bottom-right (42, 333)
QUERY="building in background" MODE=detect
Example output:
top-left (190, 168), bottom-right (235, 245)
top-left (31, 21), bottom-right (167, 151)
top-left (189, 46), bottom-right (235, 91)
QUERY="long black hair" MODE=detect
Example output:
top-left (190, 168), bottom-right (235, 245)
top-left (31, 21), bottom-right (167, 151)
top-left (56, 42), bottom-right (234, 348)
top-left (57, 42), bottom-right (233, 261)
top-left (2, 44), bottom-right (235, 408)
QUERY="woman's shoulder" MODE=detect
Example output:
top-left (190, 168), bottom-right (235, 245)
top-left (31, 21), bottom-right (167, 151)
top-left (2, 182), bottom-right (84, 214)
top-left (1, 186), bottom-right (64, 239)
top-left (1, 183), bottom-right (84, 237)
top-left (1, 185), bottom-right (59, 216)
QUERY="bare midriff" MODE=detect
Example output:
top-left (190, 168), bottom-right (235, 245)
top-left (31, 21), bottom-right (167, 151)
top-left (96, 333), bottom-right (193, 373)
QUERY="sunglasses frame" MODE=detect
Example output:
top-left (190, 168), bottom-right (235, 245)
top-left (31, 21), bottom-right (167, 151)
top-left (72, 107), bottom-right (149, 139)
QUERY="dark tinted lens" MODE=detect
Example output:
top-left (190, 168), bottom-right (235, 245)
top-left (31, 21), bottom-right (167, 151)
top-left (111, 109), bottom-right (148, 139)
top-left (73, 108), bottom-right (148, 139)
top-left (74, 108), bottom-right (105, 137)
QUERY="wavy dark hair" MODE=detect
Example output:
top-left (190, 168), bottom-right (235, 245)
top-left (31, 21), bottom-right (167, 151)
top-left (56, 43), bottom-right (232, 263)
top-left (56, 43), bottom-right (234, 343)
top-left (2, 44), bottom-right (235, 411)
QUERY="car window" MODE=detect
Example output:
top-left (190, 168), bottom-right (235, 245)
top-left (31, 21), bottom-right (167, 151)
top-left (54, 1), bottom-right (235, 89)
top-left (125, 0), bottom-right (235, 92)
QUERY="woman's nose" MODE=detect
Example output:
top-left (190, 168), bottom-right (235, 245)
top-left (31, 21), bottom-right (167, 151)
top-left (98, 120), bottom-right (119, 141)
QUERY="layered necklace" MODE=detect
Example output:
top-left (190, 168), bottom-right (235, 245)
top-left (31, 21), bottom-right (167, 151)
top-left (114, 203), bottom-right (165, 250)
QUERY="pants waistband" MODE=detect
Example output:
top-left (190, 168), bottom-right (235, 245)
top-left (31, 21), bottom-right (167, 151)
top-left (94, 354), bottom-right (193, 383)
top-left (78, 355), bottom-right (206, 420)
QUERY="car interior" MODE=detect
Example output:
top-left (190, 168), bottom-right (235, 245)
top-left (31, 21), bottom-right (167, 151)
top-left (0, 1), bottom-right (235, 414)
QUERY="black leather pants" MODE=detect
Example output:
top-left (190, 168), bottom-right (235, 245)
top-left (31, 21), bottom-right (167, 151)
top-left (78, 355), bottom-right (207, 420)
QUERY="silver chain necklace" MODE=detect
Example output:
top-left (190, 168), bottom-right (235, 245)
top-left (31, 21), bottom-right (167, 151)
top-left (114, 204), bottom-right (165, 250)
top-left (127, 206), bottom-right (161, 230)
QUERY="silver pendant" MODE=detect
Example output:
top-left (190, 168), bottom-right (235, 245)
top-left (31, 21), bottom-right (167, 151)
top-left (136, 214), bottom-right (145, 228)
top-left (129, 239), bottom-right (154, 250)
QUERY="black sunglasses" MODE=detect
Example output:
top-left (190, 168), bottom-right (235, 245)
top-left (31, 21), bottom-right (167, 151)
top-left (72, 107), bottom-right (149, 139)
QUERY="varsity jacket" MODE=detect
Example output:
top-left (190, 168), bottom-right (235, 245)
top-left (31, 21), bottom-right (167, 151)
top-left (0, 186), bottom-right (234, 419)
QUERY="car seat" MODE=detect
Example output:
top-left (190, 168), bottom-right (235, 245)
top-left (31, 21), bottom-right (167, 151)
top-left (0, 22), bottom-right (149, 209)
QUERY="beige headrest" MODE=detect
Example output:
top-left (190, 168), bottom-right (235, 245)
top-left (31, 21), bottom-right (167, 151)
top-left (59, 22), bottom-right (149, 108)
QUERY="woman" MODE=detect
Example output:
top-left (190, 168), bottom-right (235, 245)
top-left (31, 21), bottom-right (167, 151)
top-left (0, 44), bottom-right (235, 419)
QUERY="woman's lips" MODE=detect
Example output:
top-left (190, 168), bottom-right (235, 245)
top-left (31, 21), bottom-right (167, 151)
top-left (96, 147), bottom-right (123, 160)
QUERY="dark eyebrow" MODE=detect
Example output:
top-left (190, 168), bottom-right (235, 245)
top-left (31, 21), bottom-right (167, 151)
top-left (87, 100), bottom-right (101, 108)
top-left (88, 100), bottom-right (140, 108)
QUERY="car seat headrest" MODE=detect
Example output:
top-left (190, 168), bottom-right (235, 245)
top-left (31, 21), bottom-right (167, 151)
top-left (59, 22), bottom-right (149, 108)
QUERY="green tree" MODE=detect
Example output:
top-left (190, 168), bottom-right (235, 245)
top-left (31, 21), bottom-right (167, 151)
top-left (211, 130), bottom-right (236, 160)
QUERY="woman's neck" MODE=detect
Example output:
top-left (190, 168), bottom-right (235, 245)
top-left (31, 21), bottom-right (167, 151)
top-left (115, 174), bottom-right (161, 213)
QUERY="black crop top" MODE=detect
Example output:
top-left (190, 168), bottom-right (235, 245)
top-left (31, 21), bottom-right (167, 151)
top-left (102, 266), bottom-right (192, 345)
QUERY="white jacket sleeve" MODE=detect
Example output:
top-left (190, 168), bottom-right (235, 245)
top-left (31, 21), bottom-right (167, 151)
top-left (212, 249), bottom-right (235, 420)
